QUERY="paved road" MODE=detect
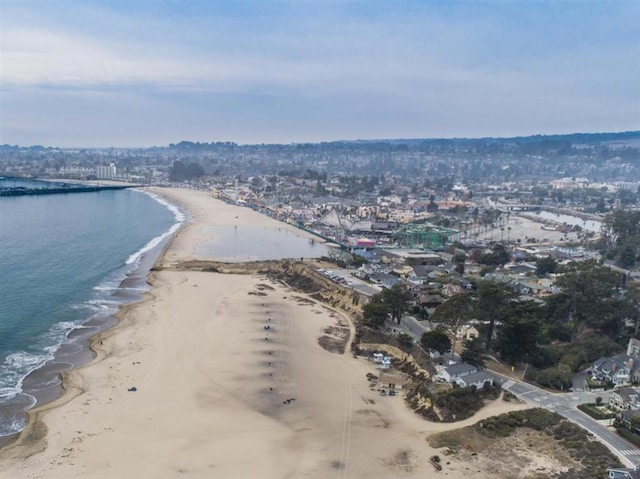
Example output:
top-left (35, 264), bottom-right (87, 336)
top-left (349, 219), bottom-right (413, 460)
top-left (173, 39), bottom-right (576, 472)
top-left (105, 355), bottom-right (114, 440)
top-left (315, 268), bottom-right (380, 297)
top-left (369, 306), bottom-right (639, 467)
top-left (493, 372), bottom-right (640, 467)
top-left (572, 370), bottom-right (589, 392)
top-left (400, 316), bottom-right (431, 340)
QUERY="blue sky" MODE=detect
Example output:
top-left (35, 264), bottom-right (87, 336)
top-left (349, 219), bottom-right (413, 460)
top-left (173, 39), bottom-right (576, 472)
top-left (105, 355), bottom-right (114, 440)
top-left (1, 0), bottom-right (638, 147)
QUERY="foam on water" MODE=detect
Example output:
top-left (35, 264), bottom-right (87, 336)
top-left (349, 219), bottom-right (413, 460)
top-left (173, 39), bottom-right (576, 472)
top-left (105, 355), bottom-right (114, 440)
top-left (0, 187), bottom-right (185, 439)
top-left (141, 190), bottom-right (186, 223)
top-left (0, 415), bottom-right (30, 438)
top-left (125, 222), bottom-right (182, 265)
top-left (93, 285), bottom-right (148, 292)
top-left (0, 320), bottom-right (80, 400)
top-left (125, 190), bottom-right (184, 266)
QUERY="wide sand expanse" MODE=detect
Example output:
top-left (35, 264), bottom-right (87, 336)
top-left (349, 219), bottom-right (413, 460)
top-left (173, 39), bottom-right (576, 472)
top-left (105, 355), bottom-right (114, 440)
top-left (0, 188), bottom-right (530, 479)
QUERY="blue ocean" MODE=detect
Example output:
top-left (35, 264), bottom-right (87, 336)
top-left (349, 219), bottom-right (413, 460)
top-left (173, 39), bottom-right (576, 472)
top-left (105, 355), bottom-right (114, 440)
top-left (0, 179), bottom-right (182, 440)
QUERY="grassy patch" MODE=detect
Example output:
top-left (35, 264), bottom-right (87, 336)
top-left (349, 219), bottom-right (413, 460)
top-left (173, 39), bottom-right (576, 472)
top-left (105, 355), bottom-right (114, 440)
top-left (429, 408), bottom-right (623, 479)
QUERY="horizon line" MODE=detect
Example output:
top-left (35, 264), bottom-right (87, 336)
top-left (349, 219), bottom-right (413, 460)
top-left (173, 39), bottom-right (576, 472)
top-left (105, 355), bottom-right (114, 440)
top-left (2, 129), bottom-right (640, 150)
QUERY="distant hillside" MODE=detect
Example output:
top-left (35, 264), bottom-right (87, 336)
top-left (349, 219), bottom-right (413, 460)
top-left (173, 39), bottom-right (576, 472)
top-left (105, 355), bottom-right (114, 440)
top-left (2, 131), bottom-right (639, 152)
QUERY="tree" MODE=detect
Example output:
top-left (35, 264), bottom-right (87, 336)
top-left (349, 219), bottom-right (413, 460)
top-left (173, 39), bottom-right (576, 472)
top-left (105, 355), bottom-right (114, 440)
top-left (362, 297), bottom-right (388, 329)
top-left (168, 160), bottom-right (205, 181)
top-left (421, 328), bottom-right (452, 355)
top-left (397, 333), bottom-right (414, 351)
top-left (535, 366), bottom-right (573, 390)
top-left (617, 243), bottom-right (637, 269)
top-left (592, 298), bottom-right (631, 338)
top-left (494, 301), bottom-right (543, 364)
top-left (554, 260), bottom-right (621, 340)
top-left (624, 283), bottom-right (640, 335)
top-left (460, 337), bottom-right (486, 368)
top-left (542, 293), bottom-right (573, 342)
top-left (429, 294), bottom-right (474, 356)
top-left (602, 209), bottom-right (640, 250)
top-left (475, 280), bottom-right (516, 350)
top-left (382, 284), bottom-right (413, 324)
top-left (535, 256), bottom-right (558, 276)
top-left (430, 294), bottom-right (474, 328)
top-left (601, 210), bottom-right (640, 268)
top-left (478, 243), bottom-right (510, 267)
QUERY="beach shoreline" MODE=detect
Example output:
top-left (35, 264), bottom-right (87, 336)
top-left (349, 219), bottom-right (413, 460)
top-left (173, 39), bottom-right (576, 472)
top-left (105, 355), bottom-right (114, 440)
top-left (0, 188), bottom-right (535, 479)
top-left (0, 186), bottom-right (181, 448)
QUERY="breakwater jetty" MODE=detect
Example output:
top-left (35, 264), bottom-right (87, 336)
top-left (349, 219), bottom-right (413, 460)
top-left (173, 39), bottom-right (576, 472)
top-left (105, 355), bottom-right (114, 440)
top-left (0, 184), bottom-right (140, 197)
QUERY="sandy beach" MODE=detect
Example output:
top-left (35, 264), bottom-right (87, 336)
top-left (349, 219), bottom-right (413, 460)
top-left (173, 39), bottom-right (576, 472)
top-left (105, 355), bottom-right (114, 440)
top-left (0, 188), bottom-right (534, 479)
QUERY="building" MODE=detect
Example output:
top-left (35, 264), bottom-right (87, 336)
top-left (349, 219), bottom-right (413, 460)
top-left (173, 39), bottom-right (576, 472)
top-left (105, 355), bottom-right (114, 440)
top-left (551, 177), bottom-right (589, 190)
top-left (592, 356), bottom-right (635, 387)
top-left (96, 162), bottom-right (117, 180)
top-left (609, 387), bottom-right (640, 411)
top-left (457, 371), bottom-right (494, 389)
top-left (378, 371), bottom-right (410, 390)
top-left (392, 223), bottom-right (459, 250)
top-left (437, 362), bottom-right (478, 383)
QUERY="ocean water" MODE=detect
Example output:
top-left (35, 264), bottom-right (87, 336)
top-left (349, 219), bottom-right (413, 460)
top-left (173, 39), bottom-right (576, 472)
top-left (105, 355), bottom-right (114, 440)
top-left (0, 183), bottom-right (182, 440)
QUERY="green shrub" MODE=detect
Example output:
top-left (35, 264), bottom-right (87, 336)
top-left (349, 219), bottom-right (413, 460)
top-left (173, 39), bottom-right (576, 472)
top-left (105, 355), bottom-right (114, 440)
top-left (534, 366), bottom-right (573, 390)
top-left (617, 427), bottom-right (640, 447)
top-left (577, 403), bottom-right (616, 420)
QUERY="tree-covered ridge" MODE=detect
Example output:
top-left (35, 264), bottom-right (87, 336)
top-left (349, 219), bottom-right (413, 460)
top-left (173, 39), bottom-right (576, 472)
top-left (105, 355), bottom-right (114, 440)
top-left (2, 130), bottom-right (640, 183)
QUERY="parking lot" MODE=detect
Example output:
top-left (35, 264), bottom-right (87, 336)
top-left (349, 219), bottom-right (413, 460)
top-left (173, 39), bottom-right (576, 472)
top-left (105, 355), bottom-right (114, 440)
top-left (316, 268), bottom-right (381, 297)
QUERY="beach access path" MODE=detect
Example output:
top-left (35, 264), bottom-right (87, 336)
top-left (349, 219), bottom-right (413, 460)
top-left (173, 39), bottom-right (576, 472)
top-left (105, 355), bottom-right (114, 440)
top-left (0, 188), bottom-right (530, 479)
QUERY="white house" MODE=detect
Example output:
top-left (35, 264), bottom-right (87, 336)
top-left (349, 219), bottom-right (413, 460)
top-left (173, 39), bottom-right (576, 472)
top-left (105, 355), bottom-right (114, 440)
top-left (592, 356), bottom-right (633, 387)
top-left (609, 387), bottom-right (640, 411)
top-left (437, 362), bottom-right (478, 383)
top-left (457, 371), bottom-right (494, 389)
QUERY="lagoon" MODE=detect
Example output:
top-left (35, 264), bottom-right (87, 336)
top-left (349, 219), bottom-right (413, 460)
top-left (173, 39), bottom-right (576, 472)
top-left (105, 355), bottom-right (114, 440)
top-left (195, 225), bottom-right (329, 262)
top-left (534, 210), bottom-right (602, 233)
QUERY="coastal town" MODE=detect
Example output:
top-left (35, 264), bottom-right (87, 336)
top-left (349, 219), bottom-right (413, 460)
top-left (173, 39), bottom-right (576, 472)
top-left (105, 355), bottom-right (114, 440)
top-left (2, 132), bottom-right (640, 478)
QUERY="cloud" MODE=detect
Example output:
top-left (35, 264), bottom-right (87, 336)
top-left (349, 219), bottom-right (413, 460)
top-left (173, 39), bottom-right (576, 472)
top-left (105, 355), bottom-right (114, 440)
top-left (1, 27), bottom-right (241, 88)
top-left (1, 0), bottom-right (638, 146)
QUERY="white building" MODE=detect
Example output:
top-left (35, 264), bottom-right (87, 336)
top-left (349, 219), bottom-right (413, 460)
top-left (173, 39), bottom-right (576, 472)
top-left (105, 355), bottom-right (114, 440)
top-left (96, 162), bottom-right (117, 180)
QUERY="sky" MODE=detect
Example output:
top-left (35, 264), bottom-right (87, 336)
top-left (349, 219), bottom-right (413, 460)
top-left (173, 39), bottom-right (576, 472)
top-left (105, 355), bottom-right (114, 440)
top-left (1, 0), bottom-right (639, 147)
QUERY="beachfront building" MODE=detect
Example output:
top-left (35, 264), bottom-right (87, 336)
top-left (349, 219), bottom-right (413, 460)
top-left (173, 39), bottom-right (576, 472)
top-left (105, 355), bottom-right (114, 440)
top-left (378, 371), bottom-right (410, 390)
top-left (96, 162), bottom-right (117, 180)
